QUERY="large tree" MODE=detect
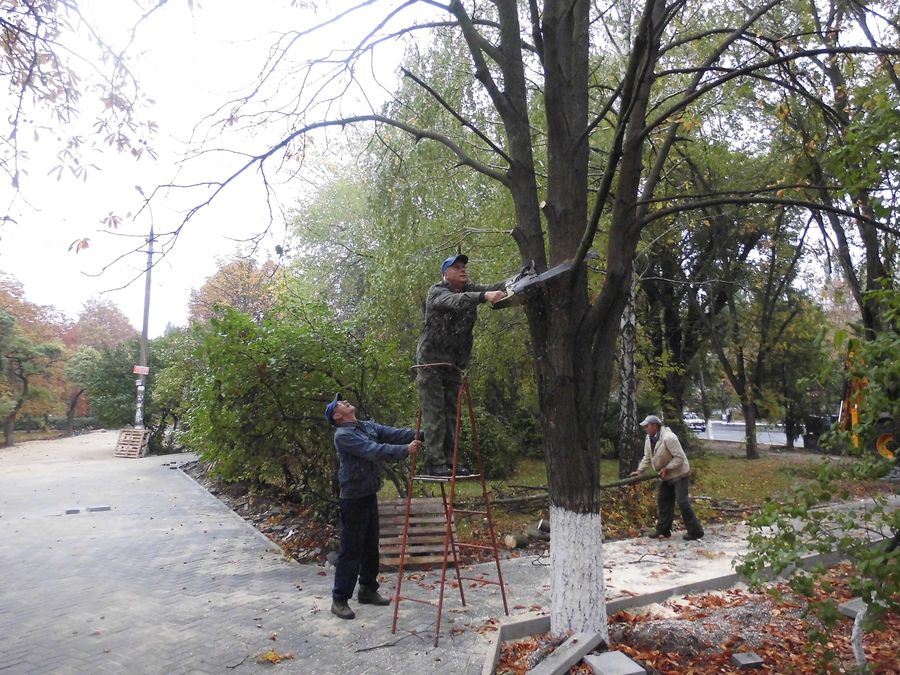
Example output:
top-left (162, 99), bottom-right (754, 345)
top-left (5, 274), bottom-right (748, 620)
top-left (188, 256), bottom-right (282, 324)
top-left (1, 313), bottom-right (64, 445)
top-left (1, 0), bottom-right (159, 192)
top-left (69, 299), bottom-right (137, 351)
top-left (765, 0), bottom-right (899, 337)
top-left (170, 0), bottom-right (900, 636)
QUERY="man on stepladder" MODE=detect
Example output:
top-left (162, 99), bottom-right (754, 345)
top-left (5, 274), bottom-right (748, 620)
top-left (415, 254), bottom-right (506, 477)
top-left (325, 393), bottom-right (422, 620)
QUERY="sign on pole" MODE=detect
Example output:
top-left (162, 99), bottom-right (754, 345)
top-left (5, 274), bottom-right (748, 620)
top-left (133, 365), bottom-right (150, 375)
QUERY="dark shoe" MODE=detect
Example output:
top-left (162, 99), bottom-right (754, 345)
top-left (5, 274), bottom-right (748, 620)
top-left (683, 532), bottom-right (704, 541)
top-left (357, 588), bottom-right (391, 606)
top-left (644, 529), bottom-right (671, 539)
top-left (454, 465), bottom-right (472, 476)
top-left (425, 465), bottom-right (453, 478)
top-left (331, 599), bottom-right (355, 620)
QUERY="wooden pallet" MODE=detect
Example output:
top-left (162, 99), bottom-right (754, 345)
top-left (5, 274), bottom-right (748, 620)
top-left (115, 429), bottom-right (151, 458)
top-left (379, 497), bottom-right (456, 567)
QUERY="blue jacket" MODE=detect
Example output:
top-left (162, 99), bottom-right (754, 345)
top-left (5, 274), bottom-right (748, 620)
top-left (333, 420), bottom-right (416, 499)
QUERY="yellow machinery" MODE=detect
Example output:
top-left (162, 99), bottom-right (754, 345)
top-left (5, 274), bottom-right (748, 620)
top-left (838, 342), bottom-right (895, 460)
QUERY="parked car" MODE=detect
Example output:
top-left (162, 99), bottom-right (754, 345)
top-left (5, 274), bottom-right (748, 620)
top-left (683, 412), bottom-right (707, 433)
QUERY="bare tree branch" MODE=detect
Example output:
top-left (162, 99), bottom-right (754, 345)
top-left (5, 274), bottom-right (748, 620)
top-left (400, 67), bottom-right (511, 163)
top-left (640, 195), bottom-right (900, 238)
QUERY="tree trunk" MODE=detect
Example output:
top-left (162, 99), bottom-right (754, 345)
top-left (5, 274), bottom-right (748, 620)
top-left (784, 402), bottom-right (798, 449)
top-left (528, 289), bottom-right (607, 637)
top-left (618, 267), bottom-right (641, 477)
top-left (548, 504), bottom-right (606, 637)
top-left (67, 389), bottom-right (84, 437)
top-left (522, 0), bottom-right (609, 638)
top-left (699, 366), bottom-right (711, 422)
top-left (3, 416), bottom-right (14, 447)
top-left (3, 386), bottom-right (27, 447)
top-left (741, 399), bottom-right (759, 459)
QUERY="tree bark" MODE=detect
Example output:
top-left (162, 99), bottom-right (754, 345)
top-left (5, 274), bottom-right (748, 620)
top-left (618, 267), bottom-right (642, 477)
top-left (548, 505), bottom-right (606, 640)
top-left (3, 417), bottom-right (14, 447)
top-left (3, 378), bottom-right (28, 447)
top-left (741, 399), bottom-right (760, 460)
top-left (66, 389), bottom-right (84, 437)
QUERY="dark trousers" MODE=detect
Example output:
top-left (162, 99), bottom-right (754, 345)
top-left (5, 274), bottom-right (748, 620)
top-left (416, 367), bottom-right (463, 468)
top-left (657, 475), bottom-right (703, 537)
top-left (332, 494), bottom-right (381, 602)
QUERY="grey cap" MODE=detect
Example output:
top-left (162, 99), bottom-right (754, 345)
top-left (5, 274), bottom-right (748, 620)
top-left (639, 414), bottom-right (662, 427)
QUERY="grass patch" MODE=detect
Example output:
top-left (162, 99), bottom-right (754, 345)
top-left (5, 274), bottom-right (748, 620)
top-left (690, 453), bottom-right (822, 503)
top-left (380, 451), bottom-right (834, 548)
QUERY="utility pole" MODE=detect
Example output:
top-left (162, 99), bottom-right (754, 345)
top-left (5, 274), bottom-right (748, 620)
top-left (134, 226), bottom-right (154, 429)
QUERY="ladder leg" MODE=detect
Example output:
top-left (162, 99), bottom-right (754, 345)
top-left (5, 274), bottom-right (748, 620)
top-left (440, 482), bottom-right (467, 606)
top-left (391, 408), bottom-right (422, 634)
top-left (464, 378), bottom-right (510, 616)
top-left (434, 378), bottom-right (466, 647)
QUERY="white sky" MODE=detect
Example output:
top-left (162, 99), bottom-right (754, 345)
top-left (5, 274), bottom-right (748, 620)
top-left (0, 0), bottom-right (416, 337)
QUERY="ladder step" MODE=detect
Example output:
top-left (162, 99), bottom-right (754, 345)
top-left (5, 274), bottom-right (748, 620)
top-left (392, 384), bottom-right (510, 647)
top-left (381, 515), bottom-right (448, 527)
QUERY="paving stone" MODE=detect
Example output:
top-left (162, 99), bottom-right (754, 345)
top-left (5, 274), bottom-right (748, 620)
top-left (584, 651), bottom-right (646, 675)
top-left (731, 651), bottom-right (764, 668)
top-left (0, 660), bottom-right (27, 672)
top-left (529, 632), bottom-right (606, 675)
top-left (838, 597), bottom-right (866, 619)
top-left (5, 432), bottom-right (895, 675)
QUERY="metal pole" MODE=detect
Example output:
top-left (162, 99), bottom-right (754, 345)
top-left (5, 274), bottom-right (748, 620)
top-left (134, 226), bottom-right (154, 429)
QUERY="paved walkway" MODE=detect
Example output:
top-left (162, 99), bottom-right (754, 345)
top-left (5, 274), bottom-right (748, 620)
top-left (1, 432), bottom-right (892, 674)
top-left (0, 432), bottom-right (505, 674)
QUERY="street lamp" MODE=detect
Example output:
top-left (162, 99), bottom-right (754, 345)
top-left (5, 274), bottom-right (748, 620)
top-left (133, 224), bottom-right (154, 429)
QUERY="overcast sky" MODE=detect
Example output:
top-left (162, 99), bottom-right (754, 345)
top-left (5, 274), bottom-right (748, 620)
top-left (0, 0), bottom-right (411, 336)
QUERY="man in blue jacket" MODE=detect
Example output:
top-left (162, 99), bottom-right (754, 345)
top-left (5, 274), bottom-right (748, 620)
top-left (325, 393), bottom-right (421, 620)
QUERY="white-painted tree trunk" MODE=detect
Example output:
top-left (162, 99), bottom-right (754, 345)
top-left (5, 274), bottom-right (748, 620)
top-left (549, 505), bottom-right (608, 639)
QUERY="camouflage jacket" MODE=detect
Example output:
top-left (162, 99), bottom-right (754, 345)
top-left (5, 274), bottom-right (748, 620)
top-left (415, 279), bottom-right (505, 368)
top-left (333, 420), bottom-right (415, 499)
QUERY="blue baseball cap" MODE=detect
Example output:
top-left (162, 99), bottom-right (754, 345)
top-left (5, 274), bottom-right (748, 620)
top-left (325, 393), bottom-right (343, 425)
top-left (440, 253), bottom-right (468, 274)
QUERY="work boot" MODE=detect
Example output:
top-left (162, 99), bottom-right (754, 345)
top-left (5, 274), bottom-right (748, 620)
top-left (331, 599), bottom-right (356, 620)
top-left (425, 465), bottom-right (453, 478)
top-left (683, 531), bottom-right (704, 541)
top-left (644, 528), bottom-right (671, 539)
top-left (454, 465), bottom-right (472, 476)
top-left (357, 588), bottom-right (391, 606)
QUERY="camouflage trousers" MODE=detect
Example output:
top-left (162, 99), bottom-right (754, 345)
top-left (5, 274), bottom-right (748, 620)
top-left (416, 366), bottom-right (463, 470)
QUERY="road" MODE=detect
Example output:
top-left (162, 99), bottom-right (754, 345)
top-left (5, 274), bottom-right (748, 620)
top-left (694, 420), bottom-right (805, 448)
